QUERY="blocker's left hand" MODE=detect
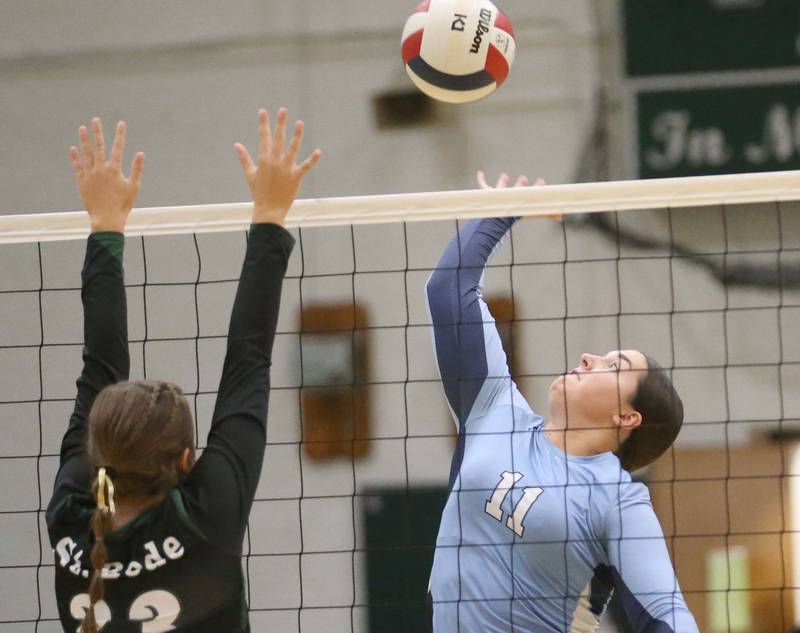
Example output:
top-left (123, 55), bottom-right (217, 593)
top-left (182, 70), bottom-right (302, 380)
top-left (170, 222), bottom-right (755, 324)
top-left (69, 117), bottom-right (144, 233)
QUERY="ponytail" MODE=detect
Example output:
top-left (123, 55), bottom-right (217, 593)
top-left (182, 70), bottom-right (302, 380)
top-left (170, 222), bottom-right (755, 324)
top-left (618, 355), bottom-right (684, 472)
top-left (81, 467), bottom-right (115, 633)
top-left (82, 379), bottom-right (196, 630)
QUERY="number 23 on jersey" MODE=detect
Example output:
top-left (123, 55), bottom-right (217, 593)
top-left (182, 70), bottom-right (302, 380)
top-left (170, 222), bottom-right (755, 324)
top-left (70, 589), bottom-right (180, 633)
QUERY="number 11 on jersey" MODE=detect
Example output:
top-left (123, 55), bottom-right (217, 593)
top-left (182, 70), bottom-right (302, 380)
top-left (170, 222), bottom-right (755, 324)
top-left (484, 471), bottom-right (543, 537)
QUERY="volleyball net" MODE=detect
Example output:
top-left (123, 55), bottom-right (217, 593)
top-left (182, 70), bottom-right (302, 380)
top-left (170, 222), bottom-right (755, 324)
top-left (2, 171), bottom-right (800, 633)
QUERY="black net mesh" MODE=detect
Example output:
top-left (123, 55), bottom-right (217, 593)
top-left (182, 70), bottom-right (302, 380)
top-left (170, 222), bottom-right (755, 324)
top-left (1, 201), bottom-right (800, 632)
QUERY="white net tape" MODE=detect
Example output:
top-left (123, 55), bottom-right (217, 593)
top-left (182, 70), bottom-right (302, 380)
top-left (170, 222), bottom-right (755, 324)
top-left (2, 170), bottom-right (799, 243)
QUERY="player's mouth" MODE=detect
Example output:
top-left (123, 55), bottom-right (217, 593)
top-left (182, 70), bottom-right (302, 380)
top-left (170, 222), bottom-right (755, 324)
top-left (570, 369), bottom-right (580, 381)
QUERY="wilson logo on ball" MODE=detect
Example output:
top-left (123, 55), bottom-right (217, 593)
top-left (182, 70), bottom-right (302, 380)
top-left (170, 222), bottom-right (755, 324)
top-left (401, 0), bottom-right (516, 104)
top-left (469, 8), bottom-right (492, 54)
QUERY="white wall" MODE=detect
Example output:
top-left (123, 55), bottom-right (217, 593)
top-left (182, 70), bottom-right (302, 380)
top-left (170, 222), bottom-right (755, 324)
top-left (0, 0), bottom-right (601, 215)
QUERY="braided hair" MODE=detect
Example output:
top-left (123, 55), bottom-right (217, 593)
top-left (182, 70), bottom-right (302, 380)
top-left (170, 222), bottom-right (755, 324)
top-left (81, 380), bottom-right (194, 632)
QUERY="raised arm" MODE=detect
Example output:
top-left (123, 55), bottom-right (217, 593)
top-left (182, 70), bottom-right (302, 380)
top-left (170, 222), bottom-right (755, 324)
top-left (425, 172), bottom-right (537, 429)
top-left (50, 119), bottom-right (143, 504)
top-left (605, 495), bottom-right (699, 633)
top-left (184, 108), bottom-right (321, 550)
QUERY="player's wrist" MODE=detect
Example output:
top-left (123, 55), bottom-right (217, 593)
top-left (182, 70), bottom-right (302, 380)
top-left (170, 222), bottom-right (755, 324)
top-left (88, 207), bottom-right (129, 234)
top-left (251, 207), bottom-right (287, 227)
top-left (90, 220), bottom-right (127, 234)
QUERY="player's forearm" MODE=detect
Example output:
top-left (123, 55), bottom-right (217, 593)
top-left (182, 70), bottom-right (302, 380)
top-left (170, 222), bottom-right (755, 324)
top-left (613, 576), bottom-right (699, 633)
top-left (427, 217), bottom-right (517, 331)
top-left (62, 232), bottom-right (130, 461)
top-left (429, 217), bottom-right (517, 293)
top-left (81, 233), bottom-right (129, 381)
top-left (643, 602), bottom-right (698, 633)
top-left (426, 217), bottom-right (517, 423)
top-left (607, 502), bottom-right (700, 633)
top-left (212, 223), bottom-right (294, 426)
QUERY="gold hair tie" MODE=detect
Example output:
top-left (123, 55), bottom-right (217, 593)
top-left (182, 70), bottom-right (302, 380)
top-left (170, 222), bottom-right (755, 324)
top-left (97, 467), bottom-right (116, 514)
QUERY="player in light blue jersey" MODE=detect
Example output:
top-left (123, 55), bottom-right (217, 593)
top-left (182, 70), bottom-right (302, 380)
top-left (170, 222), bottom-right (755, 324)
top-left (425, 173), bottom-right (699, 633)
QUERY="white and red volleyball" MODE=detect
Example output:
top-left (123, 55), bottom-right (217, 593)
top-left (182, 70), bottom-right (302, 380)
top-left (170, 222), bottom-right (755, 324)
top-left (401, 0), bottom-right (516, 104)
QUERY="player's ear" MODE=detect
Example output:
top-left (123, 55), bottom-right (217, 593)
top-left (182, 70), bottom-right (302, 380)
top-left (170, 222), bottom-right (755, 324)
top-left (179, 447), bottom-right (194, 474)
top-left (613, 410), bottom-right (642, 431)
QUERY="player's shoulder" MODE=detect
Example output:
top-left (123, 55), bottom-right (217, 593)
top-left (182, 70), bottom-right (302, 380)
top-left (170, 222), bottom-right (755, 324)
top-left (48, 485), bottom-right (206, 546)
top-left (591, 467), bottom-right (652, 511)
top-left (46, 484), bottom-right (94, 544)
top-left (589, 472), bottom-right (654, 538)
top-left (156, 487), bottom-right (209, 543)
top-left (616, 477), bottom-right (651, 505)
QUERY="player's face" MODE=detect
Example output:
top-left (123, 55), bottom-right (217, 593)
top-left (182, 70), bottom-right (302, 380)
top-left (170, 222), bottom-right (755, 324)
top-left (548, 349), bottom-right (648, 429)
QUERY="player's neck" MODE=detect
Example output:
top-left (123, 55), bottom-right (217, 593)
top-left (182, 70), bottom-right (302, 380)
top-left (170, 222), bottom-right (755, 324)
top-left (543, 419), bottom-right (616, 457)
top-left (110, 496), bottom-right (164, 530)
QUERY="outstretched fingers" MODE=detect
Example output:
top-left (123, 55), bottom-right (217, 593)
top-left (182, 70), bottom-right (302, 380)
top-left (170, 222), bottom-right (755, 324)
top-left (91, 117), bottom-right (106, 165)
top-left (69, 146), bottom-right (84, 181)
top-left (128, 152), bottom-right (145, 189)
top-left (241, 107), bottom-right (322, 225)
top-left (70, 117), bottom-right (144, 229)
top-left (257, 108), bottom-right (271, 164)
top-left (79, 125), bottom-right (93, 169)
top-left (286, 120), bottom-right (305, 164)
top-left (476, 171), bottom-right (520, 189)
top-left (272, 107), bottom-right (287, 158)
top-left (109, 121), bottom-right (127, 169)
top-left (235, 142), bottom-right (256, 177)
top-left (298, 149), bottom-right (322, 177)
top-left (474, 171), bottom-right (555, 219)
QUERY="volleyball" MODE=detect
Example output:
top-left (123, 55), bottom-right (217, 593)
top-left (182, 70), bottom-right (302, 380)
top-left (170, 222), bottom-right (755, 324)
top-left (401, 0), bottom-right (516, 104)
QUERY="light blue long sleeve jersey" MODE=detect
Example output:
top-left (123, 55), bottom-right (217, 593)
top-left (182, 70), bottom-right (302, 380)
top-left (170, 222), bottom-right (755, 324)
top-left (425, 217), bottom-right (699, 633)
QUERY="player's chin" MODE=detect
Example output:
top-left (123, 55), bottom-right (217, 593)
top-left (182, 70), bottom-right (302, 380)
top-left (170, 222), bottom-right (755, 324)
top-left (549, 374), bottom-right (581, 403)
top-left (546, 379), bottom-right (568, 415)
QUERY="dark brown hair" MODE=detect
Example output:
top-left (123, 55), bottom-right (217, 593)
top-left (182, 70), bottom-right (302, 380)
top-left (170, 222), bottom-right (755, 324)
top-left (616, 355), bottom-right (684, 472)
top-left (81, 380), bottom-right (194, 633)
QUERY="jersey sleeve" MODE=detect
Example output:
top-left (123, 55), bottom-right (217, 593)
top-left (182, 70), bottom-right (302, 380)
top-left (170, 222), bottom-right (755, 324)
top-left (181, 223), bottom-right (294, 554)
top-left (47, 232), bottom-right (130, 514)
top-left (604, 489), bottom-right (699, 633)
top-left (425, 217), bottom-right (531, 430)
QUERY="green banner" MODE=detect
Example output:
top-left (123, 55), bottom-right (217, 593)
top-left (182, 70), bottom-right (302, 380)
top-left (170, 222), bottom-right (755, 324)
top-left (638, 82), bottom-right (800, 178)
top-left (625, 0), bottom-right (800, 77)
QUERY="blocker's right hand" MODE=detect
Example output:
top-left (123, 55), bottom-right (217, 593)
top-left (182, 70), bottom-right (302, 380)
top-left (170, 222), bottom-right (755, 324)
top-left (235, 108), bottom-right (322, 227)
top-left (69, 117), bottom-right (144, 233)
